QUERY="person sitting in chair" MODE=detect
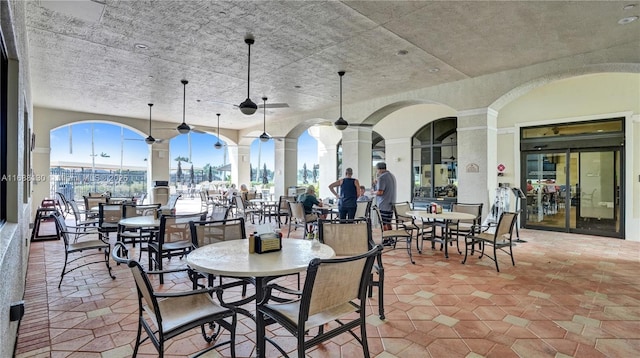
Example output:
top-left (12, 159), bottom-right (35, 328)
top-left (298, 185), bottom-right (321, 225)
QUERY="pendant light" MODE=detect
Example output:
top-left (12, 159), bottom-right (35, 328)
top-left (239, 37), bottom-right (258, 115)
top-left (259, 96), bottom-right (270, 142)
top-left (145, 103), bottom-right (156, 144)
top-left (176, 79), bottom-right (191, 134)
top-left (334, 71), bottom-right (348, 130)
top-left (214, 113), bottom-right (223, 149)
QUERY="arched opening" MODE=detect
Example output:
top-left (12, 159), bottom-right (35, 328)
top-left (50, 122), bottom-right (148, 201)
top-left (411, 117), bottom-right (458, 206)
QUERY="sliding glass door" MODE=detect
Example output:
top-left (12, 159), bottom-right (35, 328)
top-left (523, 149), bottom-right (621, 237)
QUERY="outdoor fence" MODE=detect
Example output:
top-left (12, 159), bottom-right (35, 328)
top-left (49, 167), bottom-right (148, 202)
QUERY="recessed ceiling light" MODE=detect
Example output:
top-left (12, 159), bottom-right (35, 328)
top-left (623, 4), bottom-right (636, 10)
top-left (134, 43), bottom-right (148, 49)
top-left (618, 15), bottom-right (638, 24)
top-left (428, 67), bottom-right (440, 73)
top-left (396, 49), bottom-right (408, 56)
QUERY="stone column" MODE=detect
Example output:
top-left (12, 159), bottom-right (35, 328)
top-left (340, 126), bottom-right (373, 189)
top-left (148, 140), bottom-right (170, 203)
top-left (456, 108), bottom-right (492, 218)
top-left (314, 126), bottom-right (340, 199)
top-left (228, 144), bottom-right (250, 187)
top-left (274, 138), bottom-right (298, 198)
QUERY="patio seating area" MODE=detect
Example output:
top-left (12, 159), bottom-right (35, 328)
top-left (14, 197), bottom-right (640, 357)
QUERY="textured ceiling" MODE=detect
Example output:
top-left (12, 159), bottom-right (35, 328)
top-left (25, 1), bottom-right (640, 131)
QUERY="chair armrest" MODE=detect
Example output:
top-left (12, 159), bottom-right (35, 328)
top-left (258, 283), bottom-right (302, 305)
top-left (154, 287), bottom-right (215, 298)
top-left (469, 223), bottom-right (494, 233)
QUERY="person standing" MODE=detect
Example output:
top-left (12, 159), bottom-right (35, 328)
top-left (328, 168), bottom-right (360, 220)
top-left (374, 162), bottom-right (396, 231)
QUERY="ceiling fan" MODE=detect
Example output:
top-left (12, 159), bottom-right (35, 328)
top-left (125, 103), bottom-right (167, 143)
top-left (238, 36), bottom-right (257, 115)
top-left (176, 79), bottom-right (192, 134)
top-left (243, 97), bottom-right (286, 141)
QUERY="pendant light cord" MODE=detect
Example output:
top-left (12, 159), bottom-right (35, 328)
top-left (182, 82), bottom-right (186, 124)
top-left (247, 42), bottom-right (251, 98)
top-left (148, 103), bottom-right (153, 133)
top-left (339, 74), bottom-right (343, 118)
top-left (263, 98), bottom-right (266, 132)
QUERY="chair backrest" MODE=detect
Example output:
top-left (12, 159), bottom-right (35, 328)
top-left (371, 205), bottom-right (385, 233)
top-left (493, 212), bottom-right (518, 242)
top-left (190, 218), bottom-right (246, 248)
top-left (136, 192), bottom-right (147, 205)
top-left (68, 200), bottom-right (85, 223)
top-left (167, 194), bottom-right (181, 209)
top-left (452, 203), bottom-right (483, 224)
top-left (318, 218), bottom-right (372, 256)
top-left (392, 201), bottom-right (413, 222)
top-left (354, 200), bottom-right (372, 219)
top-left (233, 195), bottom-right (246, 211)
top-left (52, 212), bottom-right (71, 247)
top-left (98, 203), bottom-right (123, 226)
top-left (209, 204), bottom-right (231, 221)
top-left (55, 192), bottom-right (70, 214)
top-left (128, 259), bottom-right (162, 325)
top-left (158, 212), bottom-right (207, 245)
top-left (288, 201), bottom-right (306, 222)
top-left (84, 195), bottom-right (107, 212)
top-left (123, 203), bottom-right (161, 219)
top-left (278, 196), bottom-right (296, 214)
top-left (301, 246), bottom-right (381, 321)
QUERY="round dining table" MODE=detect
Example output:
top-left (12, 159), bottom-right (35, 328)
top-left (405, 210), bottom-right (477, 258)
top-left (186, 239), bottom-right (334, 358)
top-left (118, 215), bottom-right (160, 228)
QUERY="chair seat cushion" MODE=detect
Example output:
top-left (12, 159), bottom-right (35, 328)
top-left (149, 240), bottom-right (191, 251)
top-left (68, 240), bottom-right (109, 253)
top-left (264, 300), bottom-right (358, 331)
top-left (471, 232), bottom-right (511, 247)
top-left (150, 292), bottom-right (229, 333)
top-left (382, 230), bottom-right (412, 239)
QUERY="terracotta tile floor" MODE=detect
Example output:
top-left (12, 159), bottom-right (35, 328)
top-left (15, 200), bottom-right (640, 357)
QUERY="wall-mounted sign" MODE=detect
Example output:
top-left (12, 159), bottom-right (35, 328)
top-left (466, 163), bottom-right (479, 173)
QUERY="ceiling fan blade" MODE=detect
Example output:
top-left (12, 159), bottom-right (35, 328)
top-left (124, 137), bottom-right (166, 143)
top-left (259, 103), bottom-right (289, 109)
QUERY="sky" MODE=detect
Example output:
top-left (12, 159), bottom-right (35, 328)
top-left (50, 122), bottom-right (319, 172)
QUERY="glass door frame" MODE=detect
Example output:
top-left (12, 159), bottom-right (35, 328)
top-left (521, 147), bottom-right (624, 238)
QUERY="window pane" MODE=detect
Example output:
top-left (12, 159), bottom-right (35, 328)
top-left (521, 118), bottom-right (623, 139)
top-left (433, 117), bottom-right (457, 144)
top-left (414, 125), bottom-right (431, 145)
top-left (414, 147), bottom-right (432, 198)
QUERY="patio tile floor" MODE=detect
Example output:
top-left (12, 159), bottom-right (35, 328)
top-left (14, 198), bottom-right (640, 357)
